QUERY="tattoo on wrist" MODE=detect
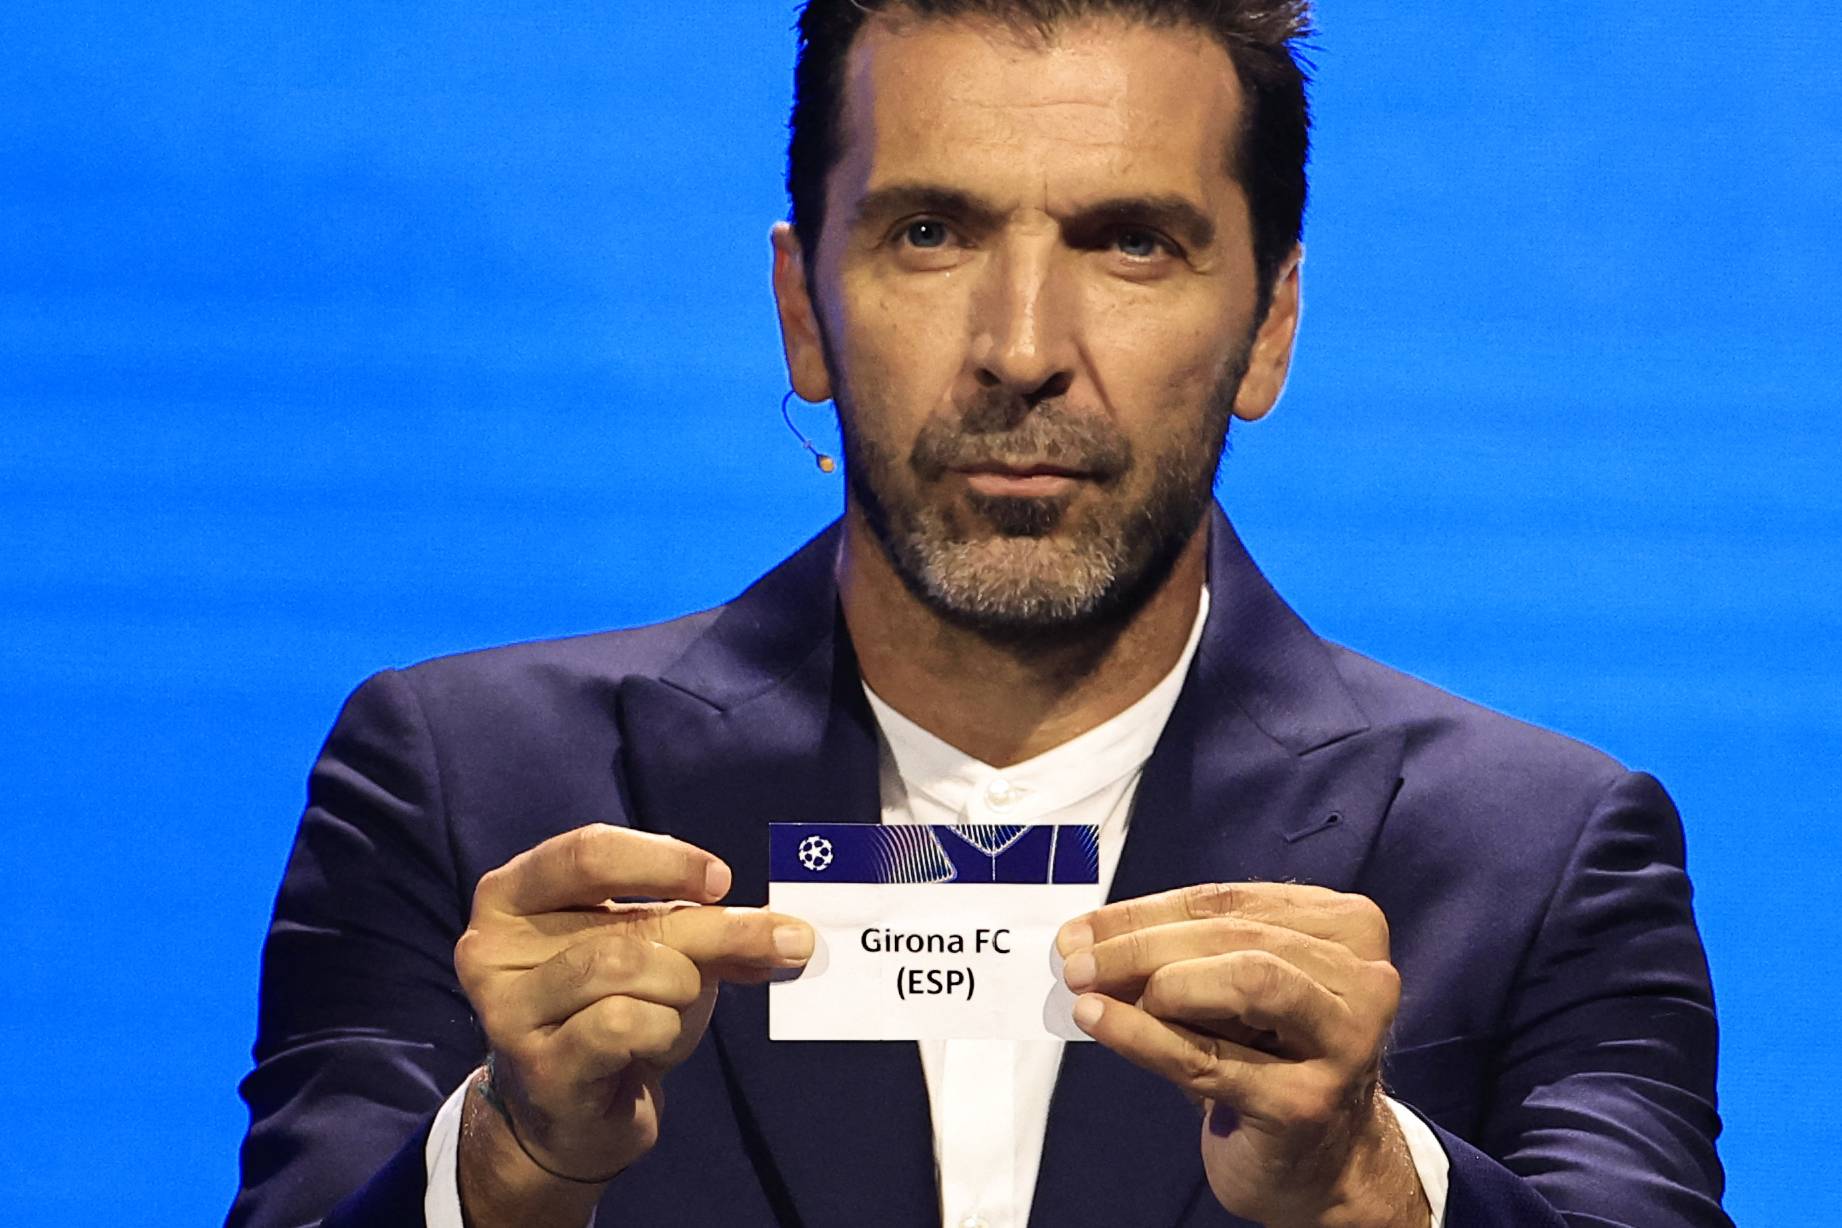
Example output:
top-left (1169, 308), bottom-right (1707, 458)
top-left (475, 1054), bottom-right (622, 1187)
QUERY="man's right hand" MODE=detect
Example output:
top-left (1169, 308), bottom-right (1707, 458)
top-left (452, 824), bottom-right (812, 1225)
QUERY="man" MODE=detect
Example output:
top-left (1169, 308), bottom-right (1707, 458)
top-left (229, 3), bottom-right (1729, 1226)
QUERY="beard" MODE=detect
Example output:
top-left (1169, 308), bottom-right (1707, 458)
top-left (834, 344), bottom-right (1250, 643)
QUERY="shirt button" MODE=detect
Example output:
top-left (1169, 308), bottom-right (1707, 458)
top-left (984, 778), bottom-right (1024, 811)
top-left (958, 1216), bottom-right (989, 1228)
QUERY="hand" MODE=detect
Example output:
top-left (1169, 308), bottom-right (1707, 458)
top-left (1056, 883), bottom-right (1426, 1228)
top-left (453, 824), bottom-right (812, 1209)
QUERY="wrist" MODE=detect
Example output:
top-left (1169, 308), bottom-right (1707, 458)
top-left (1275, 1096), bottom-right (1429, 1228)
top-left (476, 1057), bottom-right (630, 1186)
top-left (458, 1069), bottom-right (610, 1228)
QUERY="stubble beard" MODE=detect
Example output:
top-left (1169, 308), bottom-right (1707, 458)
top-left (835, 348), bottom-right (1249, 645)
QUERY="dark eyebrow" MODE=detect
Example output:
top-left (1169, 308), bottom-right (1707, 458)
top-left (850, 183), bottom-right (1006, 233)
top-left (848, 183), bottom-right (1217, 251)
top-left (1070, 196), bottom-right (1217, 252)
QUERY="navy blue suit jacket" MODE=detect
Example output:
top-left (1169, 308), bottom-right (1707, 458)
top-left (229, 511), bottom-right (1729, 1227)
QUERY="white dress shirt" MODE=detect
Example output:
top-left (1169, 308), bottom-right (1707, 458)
top-left (424, 585), bottom-right (1449, 1227)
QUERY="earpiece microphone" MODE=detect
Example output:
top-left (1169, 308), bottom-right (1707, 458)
top-left (780, 391), bottom-right (838, 473)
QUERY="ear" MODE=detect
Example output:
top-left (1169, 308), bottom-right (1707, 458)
top-left (771, 222), bottom-right (834, 404)
top-left (1231, 246), bottom-right (1303, 423)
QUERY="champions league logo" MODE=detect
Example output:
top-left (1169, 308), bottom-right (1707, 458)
top-left (797, 834), bottom-right (835, 873)
top-left (772, 824), bottom-right (1099, 886)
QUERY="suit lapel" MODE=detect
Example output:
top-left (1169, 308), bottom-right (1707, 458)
top-left (616, 526), bottom-right (939, 1228)
top-left (1030, 511), bottom-right (1408, 1228)
top-left (613, 511), bottom-right (1409, 1228)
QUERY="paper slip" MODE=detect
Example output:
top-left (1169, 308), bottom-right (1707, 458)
top-left (768, 823), bottom-right (1103, 1041)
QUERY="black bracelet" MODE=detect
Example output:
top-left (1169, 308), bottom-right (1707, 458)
top-left (475, 1055), bottom-right (623, 1186)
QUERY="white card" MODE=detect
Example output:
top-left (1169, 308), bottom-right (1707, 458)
top-left (768, 823), bottom-right (1103, 1041)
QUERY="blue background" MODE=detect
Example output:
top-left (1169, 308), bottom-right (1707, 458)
top-left (3, 2), bottom-right (1837, 1223)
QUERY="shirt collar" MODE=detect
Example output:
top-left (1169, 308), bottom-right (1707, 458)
top-left (861, 586), bottom-right (1211, 824)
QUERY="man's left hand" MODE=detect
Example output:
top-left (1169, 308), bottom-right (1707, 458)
top-left (1057, 883), bottom-right (1428, 1228)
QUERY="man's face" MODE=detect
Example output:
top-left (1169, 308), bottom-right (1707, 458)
top-left (775, 14), bottom-right (1300, 636)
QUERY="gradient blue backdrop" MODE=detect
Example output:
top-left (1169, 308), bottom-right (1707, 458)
top-left (4, 2), bottom-right (1837, 1223)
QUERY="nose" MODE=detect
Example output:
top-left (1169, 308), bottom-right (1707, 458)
top-left (968, 235), bottom-right (1076, 408)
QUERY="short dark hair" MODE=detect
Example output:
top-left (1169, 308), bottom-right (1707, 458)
top-left (787, 0), bottom-right (1313, 296)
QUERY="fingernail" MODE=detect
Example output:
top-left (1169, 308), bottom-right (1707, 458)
top-left (704, 861), bottom-right (731, 899)
top-left (1057, 921), bottom-right (1093, 955)
top-left (1073, 994), bottom-right (1104, 1032)
top-left (1063, 950), bottom-right (1096, 991)
top-left (1208, 1103), bottom-right (1241, 1138)
top-left (773, 924), bottom-right (813, 961)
